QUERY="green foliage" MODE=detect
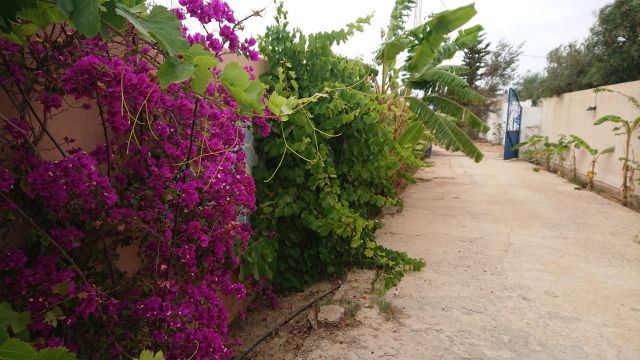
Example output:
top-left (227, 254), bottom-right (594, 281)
top-left (516, 0), bottom-right (640, 101)
top-left (115, 4), bottom-right (188, 57)
top-left (133, 350), bottom-right (165, 360)
top-left (593, 88), bottom-right (640, 204)
top-left (238, 238), bottom-right (277, 281)
top-left (408, 98), bottom-right (484, 162)
top-left (514, 71), bottom-right (545, 106)
top-left (460, 38), bottom-right (522, 129)
top-left (481, 40), bottom-right (523, 98)
top-left (543, 42), bottom-right (593, 97)
top-left (57, 0), bottom-right (100, 37)
top-left (0, 303), bottom-right (30, 344)
top-left (0, 303), bottom-right (77, 359)
top-left (587, 0), bottom-right (640, 86)
top-left (405, 4), bottom-right (478, 76)
top-left (0, 339), bottom-right (76, 360)
top-left (397, 122), bottom-right (426, 147)
top-left (514, 135), bottom-right (556, 170)
top-left (218, 62), bottom-right (266, 113)
top-left (377, 1), bottom-right (488, 161)
top-left (568, 135), bottom-right (615, 190)
top-left (157, 57), bottom-right (195, 90)
top-left (0, 0), bottom-right (297, 118)
top-left (461, 34), bottom-right (491, 89)
top-left (250, 3), bottom-right (424, 293)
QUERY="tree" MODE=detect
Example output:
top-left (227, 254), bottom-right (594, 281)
top-left (461, 39), bottom-right (521, 128)
top-left (481, 40), bottom-right (523, 98)
top-left (586, 0), bottom-right (640, 86)
top-left (515, 71), bottom-right (545, 105)
top-left (518, 0), bottom-right (640, 100)
top-left (461, 34), bottom-right (491, 89)
top-left (542, 42), bottom-right (593, 96)
top-left (377, 2), bottom-right (489, 162)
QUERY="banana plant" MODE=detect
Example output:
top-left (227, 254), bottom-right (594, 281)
top-left (554, 134), bottom-right (572, 177)
top-left (593, 88), bottom-right (640, 205)
top-left (514, 135), bottom-right (557, 171)
top-left (569, 134), bottom-right (582, 179)
top-left (570, 135), bottom-right (615, 190)
top-left (376, 1), bottom-right (488, 162)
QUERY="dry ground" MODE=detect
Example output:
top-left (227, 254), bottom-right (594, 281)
top-left (238, 144), bottom-right (640, 359)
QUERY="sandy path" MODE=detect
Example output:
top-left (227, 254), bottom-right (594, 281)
top-left (297, 145), bottom-right (640, 360)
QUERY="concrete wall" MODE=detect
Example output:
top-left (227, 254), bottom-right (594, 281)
top-left (521, 102), bottom-right (543, 141)
top-left (539, 80), bottom-right (640, 196)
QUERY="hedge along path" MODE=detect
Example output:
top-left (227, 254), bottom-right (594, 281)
top-left (297, 144), bottom-right (640, 360)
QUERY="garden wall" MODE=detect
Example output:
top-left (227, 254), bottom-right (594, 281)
top-left (539, 80), bottom-right (640, 197)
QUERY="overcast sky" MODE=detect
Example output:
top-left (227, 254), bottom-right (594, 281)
top-left (161, 0), bottom-right (611, 75)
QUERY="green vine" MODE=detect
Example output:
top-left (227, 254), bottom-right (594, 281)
top-left (245, 3), bottom-right (425, 293)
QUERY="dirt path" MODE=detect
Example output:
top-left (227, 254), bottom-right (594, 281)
top-left (296, 144), bottom-right (640, 360)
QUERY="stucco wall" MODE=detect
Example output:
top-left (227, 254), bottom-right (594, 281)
top-left (539, 80), bottom-right (640, 196)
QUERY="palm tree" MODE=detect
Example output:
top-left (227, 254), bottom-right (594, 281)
top-left (376, 1), bottom-right (489, 162)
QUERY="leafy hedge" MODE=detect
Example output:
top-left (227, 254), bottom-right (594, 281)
top-left (247, 5), bottom-right (424, 293)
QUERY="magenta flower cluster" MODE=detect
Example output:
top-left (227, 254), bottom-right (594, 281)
top-left (0, 1), bottom-right (269, 358)
top-left (174, 0), bottom-right (260, 61)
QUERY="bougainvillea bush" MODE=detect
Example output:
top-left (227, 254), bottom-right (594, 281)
top-left (0, 0), bottom-right (274, 358)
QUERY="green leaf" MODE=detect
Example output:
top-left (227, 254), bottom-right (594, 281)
top-left (157, 57), bottom-right (194, 89)
top-left (219, 62), bottom-right (265, 113)
top-left (191, 55), bottom-right (218, 94)
top-left (424, 95), bottom-right (488, 132)
top-left (59, 0), bottom-right (100, 37)
top-left (184, 44), bottom-right (213, 60)
top-left (408, 97), bottom-right (483, 162)
top-left (219, 62), bottom-right (251, 92)
top-left (266, 92), bottom-right (286, 116)
top-left (351, 237), bottom-right (362, 248)
top-left (364, 249), bottom-right (374, 257)
top-left (17, 5), bottom-right (52, 28)
top-left (381, 37), bottom-right (407, 65)
top-left (35, 347), bottom-right (77, 360)
top-left (600, 146), bottom-right (615, 155)
top-left (266, 92), bottom-right (297, 121)
top-left (56, 0), bottom-right (74, 17)
top-left (43, 307), bottom-right (63, 328)
top-left (101, 0), bottom-right (126, 30)
top-left (52, 281), bottom-right (69, 297)
top-left (398, 121), bottom-right (425, 147)
top-left (0, 338), bottom-right (36, 360)
top-left (115, 5), bottom-right (188, 57)
top-left (10, 311), bottom-right (30, 334)
top-left (137, 350), bottom-right (153, 360)
top-left (0, 302), bottom-right (13, 328)
top-left (594, 115), bottom-right (625, 126)
top-left (406, 4), bottom-right (477, 75)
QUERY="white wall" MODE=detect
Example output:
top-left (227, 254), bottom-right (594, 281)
top-left (480, 96), bottom-right (543, 144)
top-left (539, 80), bottom-right (640, 195)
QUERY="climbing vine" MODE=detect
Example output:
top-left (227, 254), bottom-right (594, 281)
top-left (249, 4), bottom-right (425, 294)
